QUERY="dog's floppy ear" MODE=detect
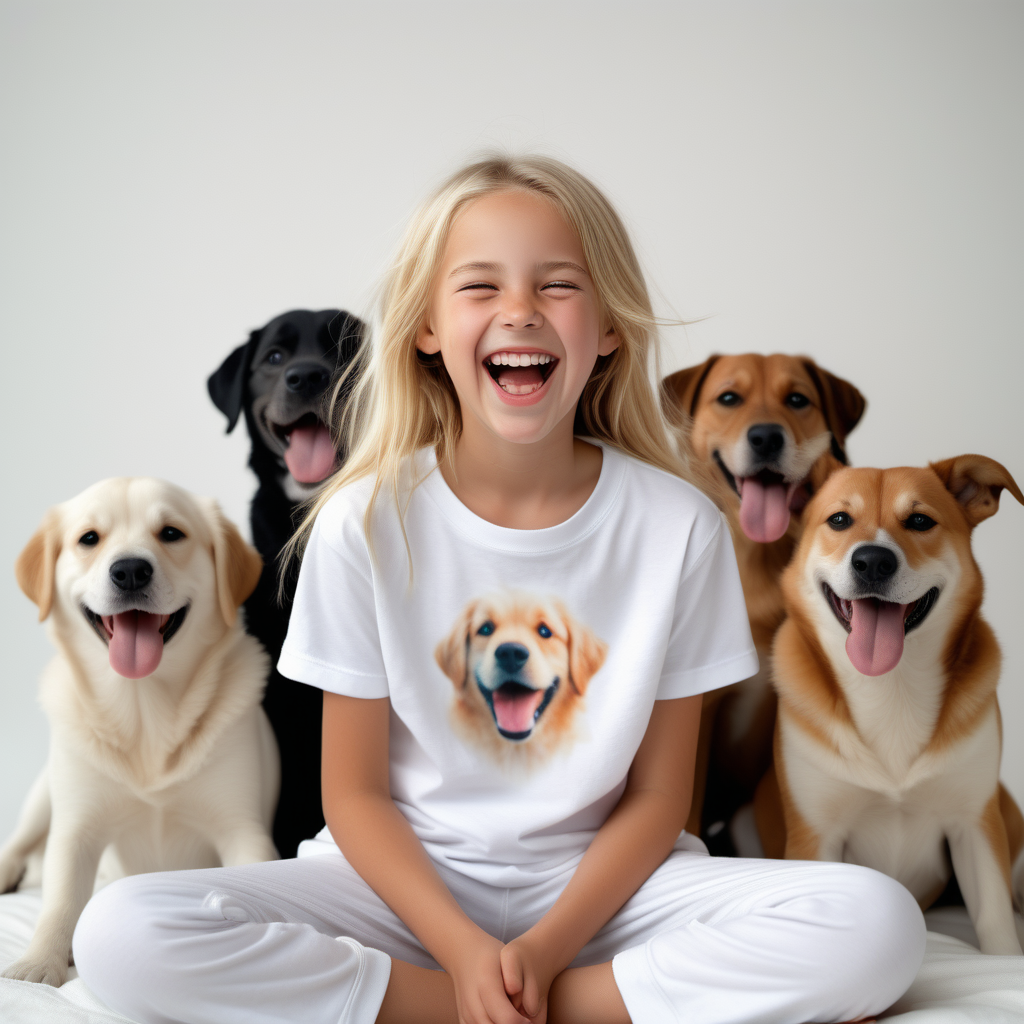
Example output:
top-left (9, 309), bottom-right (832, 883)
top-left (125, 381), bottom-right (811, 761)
top-left (559, 604), bottom-right (608, 696)
top-left (800, 359), bottom-right (866, 465)
top-left (435, 602), bottom-right (477, 690)
top-left (661, 356), bottom-right (721, 424)
top-left (209, 506), bottom-right (263, 626)
top-left (16, 509), bottom-right (62, 621)
top-left (327, 310), bottom-right (365, 367)
top-left (207, 330), bottom-right (261, 434)
top-left (930, 454), bottom-right (1024, 528)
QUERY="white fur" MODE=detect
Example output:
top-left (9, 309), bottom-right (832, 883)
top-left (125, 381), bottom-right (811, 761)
top-left (0, 478), bottom-right (280, 985)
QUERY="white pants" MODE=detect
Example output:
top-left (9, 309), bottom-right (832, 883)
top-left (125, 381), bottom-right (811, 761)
top-left (72, 834), bottom-right (926, 1024)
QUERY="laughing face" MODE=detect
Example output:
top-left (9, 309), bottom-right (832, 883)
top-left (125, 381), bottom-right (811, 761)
top-left (415, 190), bottom-right (619, 448)
top-left (436, 591), bottom-right (607, 767)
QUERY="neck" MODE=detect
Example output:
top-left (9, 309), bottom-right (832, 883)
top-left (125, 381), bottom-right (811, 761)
top-left (442, 410), bottom-right (603, 529)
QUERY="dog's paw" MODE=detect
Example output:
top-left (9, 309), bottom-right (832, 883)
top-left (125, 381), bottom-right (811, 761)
top-left (2, 952), bottom-right (70, 986)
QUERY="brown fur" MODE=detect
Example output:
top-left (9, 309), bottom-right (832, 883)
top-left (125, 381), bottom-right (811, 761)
top-left (759, 454), bottom-right (1024, 953)
top-left (662, 354), bottom-right (865, 834)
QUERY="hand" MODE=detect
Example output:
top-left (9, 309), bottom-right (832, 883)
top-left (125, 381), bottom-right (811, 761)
top-left (445, 931), bottom-right (531, 1024)
top-left (500, 934), bottom-right (558, 1024)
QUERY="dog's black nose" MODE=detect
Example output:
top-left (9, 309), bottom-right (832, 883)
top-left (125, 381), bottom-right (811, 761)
top-left (747, 423), bottom-right (785, 458)
top-left (284, 362), bottom-right (331, 397)
top-left (110, 558), bottom-right (154, 592)
top-left (495, 642), bottom-right (529, 673)
top-left (851, 545), bottom-right (899, 584)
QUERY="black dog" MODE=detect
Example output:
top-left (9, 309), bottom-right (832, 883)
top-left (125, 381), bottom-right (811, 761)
top-left (208, 309), bottom-right (363, 857)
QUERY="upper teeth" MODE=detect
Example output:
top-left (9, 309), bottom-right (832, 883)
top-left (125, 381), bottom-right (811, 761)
top-left (487, 352), bottom-right (554, 366)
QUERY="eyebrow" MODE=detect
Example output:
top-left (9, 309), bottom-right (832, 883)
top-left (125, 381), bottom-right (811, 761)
top-left (447, 260), bottom-right (589, 279)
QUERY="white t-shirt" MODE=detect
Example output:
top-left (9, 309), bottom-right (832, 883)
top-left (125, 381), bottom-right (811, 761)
top-left (278, 443), bottom-right (757, 886)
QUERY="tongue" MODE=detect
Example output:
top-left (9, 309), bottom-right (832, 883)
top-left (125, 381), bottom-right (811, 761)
top-left (496, 366), bottom-right (544, 395)
top-left (738, 477), bottom-right (791, 543)
top-left (107, 611), bottom-right (165, 678)
top-left (846, 599), bottom-right (909, 676)
top-left (492, 687), bottom-right (545, 735)
top-left (283, 424), bottom-right (336, 483)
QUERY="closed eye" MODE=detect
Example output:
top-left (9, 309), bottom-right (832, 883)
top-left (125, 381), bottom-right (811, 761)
top-left (457, 282), bottom-right (498, 292)
top-left (541, 281), bottom-right (579, 291)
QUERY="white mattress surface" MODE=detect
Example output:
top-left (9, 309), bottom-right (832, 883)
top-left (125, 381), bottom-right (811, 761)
top-left (1, 888), bottom-right (1022, 1023)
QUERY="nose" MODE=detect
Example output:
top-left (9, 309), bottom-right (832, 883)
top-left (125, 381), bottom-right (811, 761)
top-left (501, 291), bottom-right (542, 330)
top-left (284, 362), bottom-right (331, 397)
top-left (495, 642), bottom-right (530, 674)
top-left (110, 558), bottom-right (154, 592)
top-left (747, 423), bottom-right (786, 458)
top-left (851, 545), bottom-right (899, 585)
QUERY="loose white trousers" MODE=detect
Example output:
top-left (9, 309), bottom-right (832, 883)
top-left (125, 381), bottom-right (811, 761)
top-left (72, 835), bottom-right (926, 1024)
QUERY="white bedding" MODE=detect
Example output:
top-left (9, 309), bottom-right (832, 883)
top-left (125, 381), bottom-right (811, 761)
top-left (1, 889), bottom-right (1022, 1023)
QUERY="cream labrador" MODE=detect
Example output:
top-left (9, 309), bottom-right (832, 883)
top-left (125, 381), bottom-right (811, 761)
top-left (0, 477), bottom-right (280, 985)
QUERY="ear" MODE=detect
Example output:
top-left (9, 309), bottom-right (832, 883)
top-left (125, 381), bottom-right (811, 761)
top-left (930, 454), bottom-right (1024, 528)
top-left (560, 605), bottom-right (608, 695)
top-left (327, 310), bottom-right (365, 366)
top-left (661, 356), bottom-right (720, 423)
top-left (800, 359), bottom-right (867, 464)
top-left (207, 330), bottom-right (260, 433)
top-left (209, 506), bottom-right (263, 626)
top-left (435, 603), bottom-right (476, 689)
top-left (16, 509), bottom-right (62, 621)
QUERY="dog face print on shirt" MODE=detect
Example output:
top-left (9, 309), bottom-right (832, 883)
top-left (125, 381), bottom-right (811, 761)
top-left (435, 591), bottom-right (607, 768)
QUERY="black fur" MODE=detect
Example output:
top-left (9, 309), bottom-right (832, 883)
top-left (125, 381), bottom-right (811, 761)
top-left (208, 309), bottom-right (363, 858)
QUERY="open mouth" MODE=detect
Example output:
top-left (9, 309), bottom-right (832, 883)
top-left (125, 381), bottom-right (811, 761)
top-left (271, 412), bottom-right (336, 483)
top-left (822, 583), bottom-right (940, 677)
top-left (714, 453), bottom-right (809, 544)
top-left (484, 351), bottom-right (558, 397)
top-left (478, 678), bottom-right (559, 741)
top-left (83, 604), bottom-right (189, 679)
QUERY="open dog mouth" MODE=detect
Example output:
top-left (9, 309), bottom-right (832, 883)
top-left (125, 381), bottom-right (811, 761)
top-left (484, 352), bottom-right (558, 397)
top-left (478, 678), bottom-right (559, 741)
top-left (271, 412), bottom-right (336, 484)
top-left (713, 453), bottom-right (810, 544)
top-left (83, 604), bottom-right (189, 679)
top-left (822, 583), bottom-right (940, 677)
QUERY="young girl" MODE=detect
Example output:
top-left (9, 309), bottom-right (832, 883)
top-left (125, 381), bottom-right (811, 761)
top-left (73, 156), bottom-right (925, 1024)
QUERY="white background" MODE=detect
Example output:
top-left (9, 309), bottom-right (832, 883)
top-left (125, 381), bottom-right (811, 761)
top-left (1, 1), bottom-right (1021, 840)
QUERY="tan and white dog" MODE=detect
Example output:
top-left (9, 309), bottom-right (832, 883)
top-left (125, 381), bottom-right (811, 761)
top-left (662, 354), bottom-right (866, 834)
top-left (757, 455), bottom-right (1024, 954)
top-left (0, 478), bottom-right (280, 985)
top-left (436, 591), bottom-right (607, 770)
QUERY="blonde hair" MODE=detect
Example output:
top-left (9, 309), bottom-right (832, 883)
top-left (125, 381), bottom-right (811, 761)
top-left (282, 155), bottom-right (686, 582)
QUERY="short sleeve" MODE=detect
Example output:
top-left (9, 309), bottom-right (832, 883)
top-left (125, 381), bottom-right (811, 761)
top-left (276, 505), bottom-right (390, 698)
top-left (656, 513), bottom-right (759, 699)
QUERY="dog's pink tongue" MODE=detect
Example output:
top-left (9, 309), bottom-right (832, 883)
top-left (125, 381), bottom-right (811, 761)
top-left (846, 599), bottom-right (908, 676)
top-left (738, 477), bottom-right (791, 543)
top-left (284, 424), bottom-right (336, 483)
top-left (108, 611), bottom-right (164, 678)
top-left (493, 688), bottom-right (545, 735)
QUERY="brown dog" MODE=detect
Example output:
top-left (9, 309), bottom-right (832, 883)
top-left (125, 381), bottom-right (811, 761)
top-left (757, 455), bottom-right (1024, 954)
top-left (435, 591), bottom-right (607, 770)
top-left (662, 354), bottom-right (866, 837)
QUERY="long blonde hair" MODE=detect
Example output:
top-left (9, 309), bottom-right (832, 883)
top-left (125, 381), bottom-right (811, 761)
top-left (282, 155), bottom-right (686, 581)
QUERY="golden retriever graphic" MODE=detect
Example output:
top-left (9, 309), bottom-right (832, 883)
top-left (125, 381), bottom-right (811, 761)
top-left (435, 591), bottom-right (607, 767)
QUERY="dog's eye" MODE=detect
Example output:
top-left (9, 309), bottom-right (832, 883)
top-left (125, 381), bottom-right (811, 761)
top-left (785, 392), bottom-right (810, 409)
top-left (904, 513), bottom-right (936, 532)
top-left (159, 526), bottom-right (186, 542)
top-left (476, 621), bottom-right (495, 636)
top-left (827, 512), bottom-right (853, 531)
top-left (717, 391), bottom-right (742, 407)
top-left (266, 350), bottom-right (284, 366)
top-left (78, 531), bottom-right (99, 546)
top-left (537, 623), bottom-right (552, 639)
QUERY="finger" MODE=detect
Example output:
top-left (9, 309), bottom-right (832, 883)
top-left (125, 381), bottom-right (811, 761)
top-left (522, 973), bottom-right (540, 1018)
top-left (500, 946), bottom-right (524, 997)
top-left (483, 985), bottom-right (531, 1024)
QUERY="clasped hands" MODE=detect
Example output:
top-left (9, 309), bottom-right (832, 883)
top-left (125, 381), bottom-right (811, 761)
top-left (443, 927), bottom-right (564, 1024)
